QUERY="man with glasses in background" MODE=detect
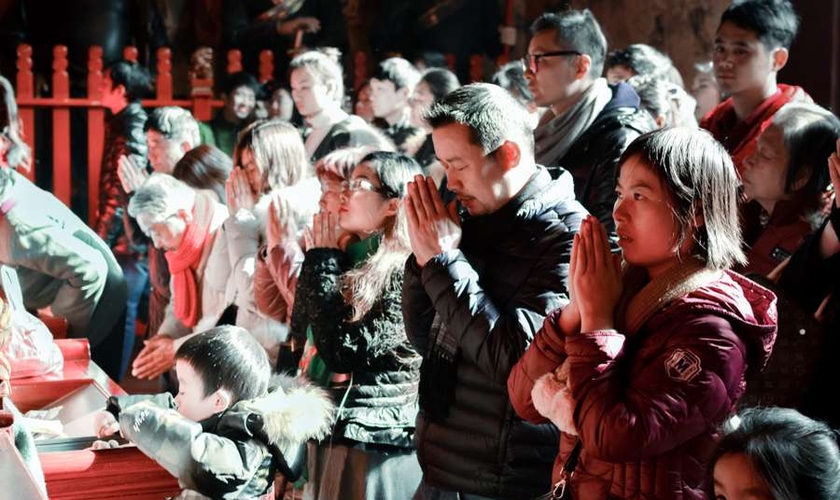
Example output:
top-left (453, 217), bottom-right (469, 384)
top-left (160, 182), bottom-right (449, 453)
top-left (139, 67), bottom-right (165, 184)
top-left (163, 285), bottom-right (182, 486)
top-left (525, 9), bottom-right (653, 237)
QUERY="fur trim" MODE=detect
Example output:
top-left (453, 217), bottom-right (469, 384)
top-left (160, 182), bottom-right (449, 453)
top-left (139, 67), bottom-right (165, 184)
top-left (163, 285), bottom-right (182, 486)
top-left (531, 363), bottom-right (577, 436)
top-left (247, 374), bottom-right (335, 448)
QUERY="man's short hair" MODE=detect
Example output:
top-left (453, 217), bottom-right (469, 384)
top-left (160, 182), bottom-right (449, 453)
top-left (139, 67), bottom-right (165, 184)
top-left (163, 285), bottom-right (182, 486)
top-left (220, 71), bottom-right (261, 96)
top-left (530, 9), bottom-right (607, 79)
top-left (176, 325), bottom-right (270, 402)
top-left (146, 107), bottom-right (200, 148)
top-left (426, 83), bottom-right (534, 156)
top-left (720, 0), bottom-right (799, 50)
top-left (127, 173), bottom-right (196, 223)
top-left (107, 60), bottom-right (152, 102)
top-left (372, 57), bottom-right (421, 91)
top-left (290, 48), bottom-right (345, 103)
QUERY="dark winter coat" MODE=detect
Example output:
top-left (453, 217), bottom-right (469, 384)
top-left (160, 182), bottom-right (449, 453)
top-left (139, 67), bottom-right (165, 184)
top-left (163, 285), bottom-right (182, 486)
top-left (509, 271), bottom-right (777, 500)
top-left (547, 82), bottom-right (654, 236)
top-left (291, 248), bottom-right (421, 448)
top-left (401, 167), bottom-right (588, 499)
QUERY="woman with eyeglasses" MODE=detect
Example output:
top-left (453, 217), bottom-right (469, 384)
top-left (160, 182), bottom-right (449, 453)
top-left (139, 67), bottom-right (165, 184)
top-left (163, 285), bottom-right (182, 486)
top-left (290, 151), bottom-right (424, 500)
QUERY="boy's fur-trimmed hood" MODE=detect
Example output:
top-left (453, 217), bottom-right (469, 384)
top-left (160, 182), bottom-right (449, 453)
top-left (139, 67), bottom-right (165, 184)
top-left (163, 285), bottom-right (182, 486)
top-left (223, 374), bottom-right (334, 480)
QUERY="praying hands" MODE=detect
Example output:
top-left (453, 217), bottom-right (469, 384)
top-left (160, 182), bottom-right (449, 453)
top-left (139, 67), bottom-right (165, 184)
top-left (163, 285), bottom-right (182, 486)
top-left (404, 175), bottom-right (461, 267)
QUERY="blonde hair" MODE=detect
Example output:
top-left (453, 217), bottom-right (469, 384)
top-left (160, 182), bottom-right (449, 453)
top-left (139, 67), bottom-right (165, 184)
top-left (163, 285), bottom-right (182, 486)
top-left (340, 152), bottom-right (422, 321)
top-left (233, 119), bottom-right (311, 193)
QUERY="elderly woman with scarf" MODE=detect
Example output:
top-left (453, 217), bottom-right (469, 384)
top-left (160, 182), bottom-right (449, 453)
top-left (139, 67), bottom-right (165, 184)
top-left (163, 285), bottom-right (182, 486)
top-left (128, 173), bottom-right (231, 379)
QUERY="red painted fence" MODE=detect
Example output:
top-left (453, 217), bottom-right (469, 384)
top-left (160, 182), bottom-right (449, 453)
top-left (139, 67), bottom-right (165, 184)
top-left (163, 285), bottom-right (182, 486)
top-left (14, 44), bottom-right (486, 225)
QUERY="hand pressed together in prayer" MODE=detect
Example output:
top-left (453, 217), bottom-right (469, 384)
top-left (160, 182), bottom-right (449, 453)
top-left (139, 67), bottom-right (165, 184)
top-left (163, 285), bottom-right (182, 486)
top-left (131, 335), bottom-right (176, 380)
top-left (117, 154), bottom-right (149, 194)
top-left (305, 211), bottom-right (341, 250)
top-left (571, 215), bottom-right (623, 333)
top-left (266, 193), bottom-right (297, 251)
top-left (226, 168), bottom-right (257, 212)
top-left (405, 175), bottom-right (461, 267)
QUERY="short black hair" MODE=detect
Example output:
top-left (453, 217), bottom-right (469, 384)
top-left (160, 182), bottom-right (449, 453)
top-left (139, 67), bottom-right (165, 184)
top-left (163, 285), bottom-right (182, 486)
top-left (175, 325), bottom-right (270, 402)
top-left (107, 60), bottom-right (152, 102)
top-left (371, 57), bottom-right (420, 91)
top-left (606, 44), bottom-right (680, 84)
top-left (720, 0), bottom-right (799, 50)
top-left (492, 61), bottom-right (534, 105)
top-left (710, 407), bottom-right (840, 500)
top-left (221, 71), bottom-right (261, 96)
top-left (419, 68), bottom-right (460, 103)
top-left (530, 9), bottom-right (607, 79)
top-left (426, 83), bottom-right (534, 156)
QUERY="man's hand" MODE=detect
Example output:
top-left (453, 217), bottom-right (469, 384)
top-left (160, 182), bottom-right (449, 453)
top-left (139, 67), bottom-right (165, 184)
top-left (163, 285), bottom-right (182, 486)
top-left (226, 168), bottom-right (257, 213)
top-left (117, 155), bottom-right (149, 194)
top-left (131, 335), bottom-right (176, 380)
top-left (404, 175), bottom-right (461, 267)
top-left (277, 16), bottom-right (321, 35)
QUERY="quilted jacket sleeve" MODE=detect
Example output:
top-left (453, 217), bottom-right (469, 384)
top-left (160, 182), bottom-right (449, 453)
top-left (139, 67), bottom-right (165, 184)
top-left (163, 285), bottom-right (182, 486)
top-left (566, 312), bottom-right (750, 462)
top-left (294, 248), bottom-right (409, 373)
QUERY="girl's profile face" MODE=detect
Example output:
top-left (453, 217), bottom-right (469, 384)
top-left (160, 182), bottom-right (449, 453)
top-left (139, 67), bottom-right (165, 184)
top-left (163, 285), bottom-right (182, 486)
top-left (613, 157), bottom-right (695, 278)
top-left (338, 162), bottom-right (395, 238)
top-left (713, 452), bottom-right (774, 500)
top-left (239, 147), bottom-right (262, 195)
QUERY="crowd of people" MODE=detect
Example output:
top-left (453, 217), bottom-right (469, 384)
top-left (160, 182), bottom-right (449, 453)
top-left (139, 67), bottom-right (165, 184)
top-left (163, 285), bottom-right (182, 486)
top-left (2, 0), bottom-right (840, 499)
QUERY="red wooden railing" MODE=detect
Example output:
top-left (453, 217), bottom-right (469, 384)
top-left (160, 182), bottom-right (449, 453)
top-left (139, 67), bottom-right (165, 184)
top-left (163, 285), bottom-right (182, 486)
top-left (14, 44), bottom-right (486, 224)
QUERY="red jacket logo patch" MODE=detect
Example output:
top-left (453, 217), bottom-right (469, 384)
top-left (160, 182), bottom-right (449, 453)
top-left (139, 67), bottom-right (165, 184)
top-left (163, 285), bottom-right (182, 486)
top-left (664, 349), bottom-right (702, 383)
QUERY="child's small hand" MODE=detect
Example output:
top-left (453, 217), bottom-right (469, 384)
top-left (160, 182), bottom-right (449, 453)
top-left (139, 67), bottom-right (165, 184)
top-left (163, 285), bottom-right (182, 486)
top-left (90, 439), bottom-right (121, 450)
top-left (94, 410), bottom-right (120, 438)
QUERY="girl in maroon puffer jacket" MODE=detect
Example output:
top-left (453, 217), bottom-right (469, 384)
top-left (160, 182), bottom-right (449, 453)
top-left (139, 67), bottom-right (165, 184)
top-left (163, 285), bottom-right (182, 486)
top-left (509, 128), bottom-right (778, 500)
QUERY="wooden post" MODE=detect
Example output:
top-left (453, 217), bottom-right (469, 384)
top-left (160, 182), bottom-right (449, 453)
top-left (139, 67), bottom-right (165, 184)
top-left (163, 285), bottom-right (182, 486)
top-left (156, 47), bottom-right (173, 101)
top-left (190, 48), bottom-right (215, 122)
top-left (227, 49), bottom-right (242, 74)
top-left (87, 46), bottom-right (105, 224)
top-left (51, 45), bottom-right (71, 206)
top-left (353, 51), bottom-right (368, 91)
top-left (258, 50), bottom-right (274, 84)
top-left (15, 44), bottom-right (35, 181)
top-left (445, 54), bottom-right (457, 72)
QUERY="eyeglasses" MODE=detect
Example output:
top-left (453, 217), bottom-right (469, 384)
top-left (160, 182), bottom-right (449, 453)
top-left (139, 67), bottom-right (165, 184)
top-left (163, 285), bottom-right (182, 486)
top-left (521, 50), bottom-right (582, 73)
top-left (341, 177), bottom-right (391, 196)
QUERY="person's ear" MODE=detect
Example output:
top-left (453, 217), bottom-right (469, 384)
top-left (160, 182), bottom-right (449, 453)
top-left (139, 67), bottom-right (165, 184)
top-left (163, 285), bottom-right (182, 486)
top-left (397, 86), bottom-right (411, 104)
top-left (693, 200), bottom-right (705, 229)
top-left (180, 141), bottom-right (193, 154)
top-left (771, 47), bottom-right (789, 72)
top-left (212, 388), bottom-right (233, 412)
top-left (384, 197), bottom-right (399, 217)
top-left (574, 54), bottom-right (592, 80)
top-left (495, 140), bottom-right (521, 172)
top-left (790, 164), bottom-right (813, 192)
top-left (177, 208), bottom-right (192, 225)
top-left (113, 83), bottom-right (128, 100)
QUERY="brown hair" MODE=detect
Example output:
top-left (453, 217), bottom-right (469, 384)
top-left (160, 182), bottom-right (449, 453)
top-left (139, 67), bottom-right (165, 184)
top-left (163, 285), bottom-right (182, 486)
top-left (233, 119), bottom-right (311, 193)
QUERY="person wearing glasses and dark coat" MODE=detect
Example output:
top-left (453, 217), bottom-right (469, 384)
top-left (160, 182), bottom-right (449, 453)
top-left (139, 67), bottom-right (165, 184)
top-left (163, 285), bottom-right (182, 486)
top-left (524, 9), bottom-right (654, 238)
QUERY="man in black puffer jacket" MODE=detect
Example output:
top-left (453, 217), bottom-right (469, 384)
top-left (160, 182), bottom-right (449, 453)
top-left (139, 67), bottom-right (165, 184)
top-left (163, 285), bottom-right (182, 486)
top-left (402, 83), bottom-right (589, 500)
top-left (525, 10), bottom-right (654, 237)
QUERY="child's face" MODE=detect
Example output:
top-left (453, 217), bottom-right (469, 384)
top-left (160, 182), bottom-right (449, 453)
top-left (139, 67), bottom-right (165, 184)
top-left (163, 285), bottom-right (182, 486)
top-left (742, 124), bottom-right (790, 211)
top-left (614, 157), bottom-right (693, 278)
top-left (174, 359), bottom-right (224, 422)
top-left (713, 21), bottom-right (777, 97)
top-left (713, 452), bottom-right (774, 500)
